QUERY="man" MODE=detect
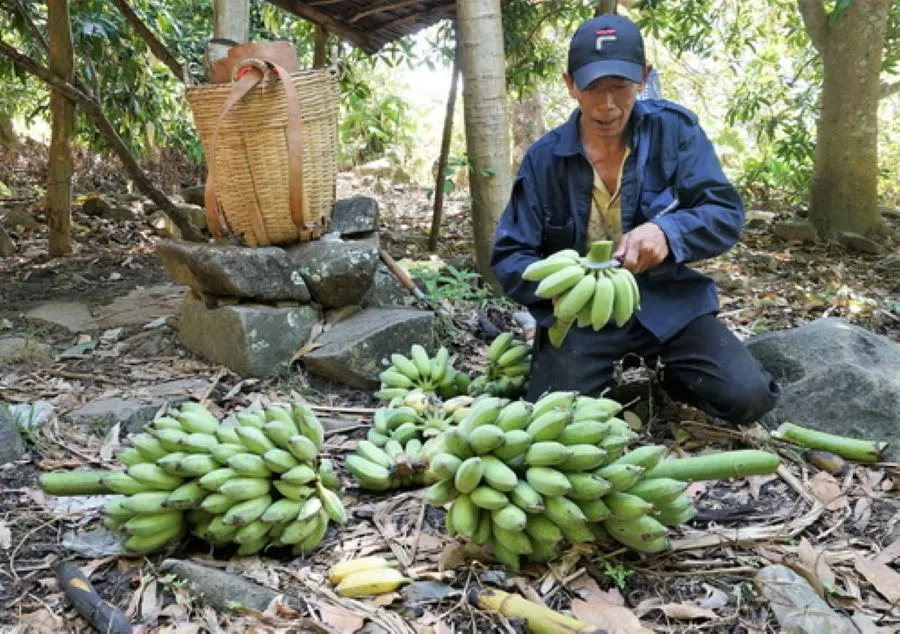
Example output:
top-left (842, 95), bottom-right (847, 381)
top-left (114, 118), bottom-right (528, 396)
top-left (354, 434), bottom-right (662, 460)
top-left (491, 15), bottom-right (779, 424)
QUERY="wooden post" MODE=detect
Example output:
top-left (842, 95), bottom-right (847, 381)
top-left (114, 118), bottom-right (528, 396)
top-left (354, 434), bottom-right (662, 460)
top-left (428, 25), bottom-right (461, 252)
top-left (47, 0), bottom-right (75, 256)
top-left (456, 0), bottom-right (512, 287)
top-left (596, 0), bottom-right (618, 15)
top-left (207, 0), bottom-right (250, 70)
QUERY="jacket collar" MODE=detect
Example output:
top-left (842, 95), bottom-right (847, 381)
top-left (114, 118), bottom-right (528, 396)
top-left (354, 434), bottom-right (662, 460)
top-left (553, 99), bottom-right (664, 158)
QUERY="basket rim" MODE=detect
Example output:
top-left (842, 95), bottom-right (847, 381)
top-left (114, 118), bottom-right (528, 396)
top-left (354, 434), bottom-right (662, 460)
top-left (186, 67), bottom-right (338, 95)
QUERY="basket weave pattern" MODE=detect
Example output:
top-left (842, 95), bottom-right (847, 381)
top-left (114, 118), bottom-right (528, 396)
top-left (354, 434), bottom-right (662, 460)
top-left (187, 69), bottom-right (339, 246)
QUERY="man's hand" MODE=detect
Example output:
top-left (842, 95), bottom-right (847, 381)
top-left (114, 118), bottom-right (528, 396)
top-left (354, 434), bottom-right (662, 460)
top-left (614, 223), bottom-right (670, 274)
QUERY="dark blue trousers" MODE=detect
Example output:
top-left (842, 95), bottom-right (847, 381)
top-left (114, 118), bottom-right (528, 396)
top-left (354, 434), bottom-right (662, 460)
top-left (526, 313), bottom-right (780, 424)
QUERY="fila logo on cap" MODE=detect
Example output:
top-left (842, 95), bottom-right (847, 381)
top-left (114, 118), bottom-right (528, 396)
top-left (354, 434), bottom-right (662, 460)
top-left (595, 28), bottom-right (617, 51)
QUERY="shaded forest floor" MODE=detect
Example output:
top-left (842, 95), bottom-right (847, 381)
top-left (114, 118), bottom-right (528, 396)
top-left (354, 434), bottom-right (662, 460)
top-left (0, 155), bottom-right (898, 632)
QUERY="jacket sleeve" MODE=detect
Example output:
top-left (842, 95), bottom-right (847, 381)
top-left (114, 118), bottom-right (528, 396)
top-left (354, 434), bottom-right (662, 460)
top-left (490, 154), bottom-right (546, 307)
top-left (651, 120), bottom-right (744, 264)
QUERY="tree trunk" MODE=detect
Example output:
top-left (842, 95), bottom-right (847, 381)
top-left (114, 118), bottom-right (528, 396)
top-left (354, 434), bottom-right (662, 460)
top-left (511, 92), bottom-right (546, 172)
top-left (456, 0), bottom-right (512, 287)
top-left (428, 25), bottom-right (461, 253)
top-left (47, 0), bottom-right (75, 256)
top-left (801, 0), bottom-right (889, 238)
top-left (207, 0), bottom-right (249, 71)
top-left (313, 25), bottom-right (327, 68)
top-left (595, 0), bottom-right (617, 15)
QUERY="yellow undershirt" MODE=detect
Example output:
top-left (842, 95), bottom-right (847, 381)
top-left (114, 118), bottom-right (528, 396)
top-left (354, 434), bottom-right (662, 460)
top-left (586, 147), bottom-right (630, 248)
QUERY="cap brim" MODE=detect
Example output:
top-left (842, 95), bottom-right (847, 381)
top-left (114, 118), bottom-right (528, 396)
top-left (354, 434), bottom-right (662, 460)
top-left (572, 60), bottom-right (644, 90)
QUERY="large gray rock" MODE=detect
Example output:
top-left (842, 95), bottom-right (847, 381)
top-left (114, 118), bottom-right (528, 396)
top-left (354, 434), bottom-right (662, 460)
top-left (25, 301), bottom-right (99, 332)
top-left (0, 336), bottom-right (54, 365)
top-left (157, 240), bottom-right (310, 302)
top-left (361, 263), bottom-right (409, 308)
top-left (287, 238), bottom-right (379, 309)
top-left (331, 197), bottom-right (379, 237)
top-left (773, 220), bottom-right (817, 243)
top-left (747, 319), bottom-right (900, 460)
top-left (304, 308), bottom-right (435, 389)
top-left (68, 397), bottom-right (157, 434)
top-left (178, 295), bottom-right (319, 377)
top-left (0, 405), bottom-right (25, 464)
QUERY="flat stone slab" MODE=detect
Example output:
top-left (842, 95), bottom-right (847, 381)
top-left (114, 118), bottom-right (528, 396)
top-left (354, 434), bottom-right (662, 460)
top-left (156, 240), bottom-right (310, 303)
top-left (178, 295), bottom-right (319, 378)
top-left (747, 318), bottom-right (899, 460)
top-left (25, 301), bottom-right (98, 333)
top-left (331, 196), bottom-right (379, 237)
top-left (361, 263), bottom-right (409, 308)
top-left (288, 237), bottom-right (379, 309)
top-left (303, 308), bottom-right (435, 389)
top-left (0, 336), bottom-right (54, 366)
top-left (95, 283), bottom-right (187, 328)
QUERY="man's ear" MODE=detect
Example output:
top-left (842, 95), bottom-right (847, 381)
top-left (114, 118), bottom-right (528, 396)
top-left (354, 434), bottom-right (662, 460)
top-left (638, 64), bottom-right (653, 91)
top-left (563, 72), bottom-right (577, 98)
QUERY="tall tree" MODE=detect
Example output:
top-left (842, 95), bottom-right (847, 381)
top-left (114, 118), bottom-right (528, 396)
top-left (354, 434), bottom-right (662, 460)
top-left (456, 0), bottom-right (512, 285)
top-left (799, 0), bottom-right (892, 238)
top-left (47, 0), bottom-right (75, 256)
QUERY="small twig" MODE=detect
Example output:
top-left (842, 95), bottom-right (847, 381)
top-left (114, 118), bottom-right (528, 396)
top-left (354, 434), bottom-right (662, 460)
top-left (198, 368), bottom-right (226, 404)
top-left (541, 566), bottom-right (586, 602)
top-left (10, 518), bottom-right (61, 583)
top-left (309, 404), bottom-right (377, 415)
top-left (407, 495), bottom-right (428, 566)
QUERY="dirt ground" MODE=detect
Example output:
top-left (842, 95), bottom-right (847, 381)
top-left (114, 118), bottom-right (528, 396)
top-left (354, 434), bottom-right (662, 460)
top-left (0, 158), bottom-right (898, 632)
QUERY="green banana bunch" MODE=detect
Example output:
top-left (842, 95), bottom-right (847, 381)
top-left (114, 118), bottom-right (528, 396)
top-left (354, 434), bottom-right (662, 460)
top-left (421, 390), bottom-right (709, 567)
top-left (43, 401), bottom-right (345, 558)
top-left (522, 241), bottom-right (641, 348)
top-left (467, 333), bottom-right (531, 399)
top-left (376, 345), bottom-right (470, 402)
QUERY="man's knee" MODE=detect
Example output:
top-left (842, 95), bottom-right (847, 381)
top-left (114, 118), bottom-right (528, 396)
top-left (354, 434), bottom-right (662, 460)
top-left (716, 373), bottom-right (780, 424)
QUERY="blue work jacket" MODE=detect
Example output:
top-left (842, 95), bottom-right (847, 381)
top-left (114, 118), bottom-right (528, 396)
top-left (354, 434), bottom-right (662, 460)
top-left (491, 99), bottom-right (744, 342)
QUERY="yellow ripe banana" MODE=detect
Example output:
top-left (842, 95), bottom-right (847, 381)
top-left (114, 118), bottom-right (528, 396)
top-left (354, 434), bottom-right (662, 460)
top-left (328, 557), bottom-right (396, 585)
top-left (591, 273), bottom-right (615, 330)
top-left (335, 567), bottom-right (409, 597)
top-left (535, 264), bottom-right (585, 299)
top-left (522, 256), bottom-right (578, 282)
top-left (554, 274), bottom-right (596, 322)
top-left (609, 269), bottom-right (634, 327)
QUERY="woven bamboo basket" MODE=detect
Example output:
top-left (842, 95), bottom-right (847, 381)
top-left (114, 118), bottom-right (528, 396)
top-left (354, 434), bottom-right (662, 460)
top-left (186, 68), bottom-right (339, 246)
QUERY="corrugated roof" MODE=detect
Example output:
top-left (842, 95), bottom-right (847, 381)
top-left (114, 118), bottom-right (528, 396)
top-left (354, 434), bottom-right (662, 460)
top-left (267, 0), bottom-right (456, 54)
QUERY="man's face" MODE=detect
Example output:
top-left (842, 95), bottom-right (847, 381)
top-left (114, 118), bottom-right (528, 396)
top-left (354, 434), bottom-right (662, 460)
top-left (564, 68), bottom-right (649, 139)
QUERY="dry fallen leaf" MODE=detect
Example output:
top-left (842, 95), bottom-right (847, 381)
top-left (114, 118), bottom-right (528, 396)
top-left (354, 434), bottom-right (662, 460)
top-left (657, 603), bottom-right (720, 621)
top-left (797, 538), bottom-right (836, 588)
top-left (854, 555), bottom-right (900, 604)
top-left (808, 471), bottom-right (849, 511)
top-left (698, 584), bottom-right (730, 610)
top-left (0, 520), bottom-right (11, 550)
top-left (874, 539), bottom-right (900, 565)
top-left (99, 422), bottom-right (121, 461)
top-left (140, 578), bottom-right (159, 626)
top-left (311, 601), bottom-right (365, 633)
top-left (570, 598), bottom-right (653, 634)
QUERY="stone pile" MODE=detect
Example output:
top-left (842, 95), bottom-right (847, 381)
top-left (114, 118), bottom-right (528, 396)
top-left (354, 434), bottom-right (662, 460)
top-left (157, 197), bottom-right (435, 382)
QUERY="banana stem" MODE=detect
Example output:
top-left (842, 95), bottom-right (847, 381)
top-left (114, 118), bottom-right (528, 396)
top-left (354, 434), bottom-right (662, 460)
top-left (772, 422), bottom-right (887, 463)
top-left (586, 240), bottom-right (613, 263)
top-left (39, 470), bottom-right (114, 496)
top-left (469, 587), bottom-right (601, 633)
top-left (644, 450), bottom-right (780, 481)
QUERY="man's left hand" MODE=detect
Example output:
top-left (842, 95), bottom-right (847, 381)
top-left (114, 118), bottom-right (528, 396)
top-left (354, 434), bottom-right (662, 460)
top-left (614, 223), bottom-right (670, 274)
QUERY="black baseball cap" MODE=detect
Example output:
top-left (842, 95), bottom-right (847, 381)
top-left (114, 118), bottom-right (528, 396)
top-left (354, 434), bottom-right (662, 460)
top-left (567, 15), bottom-right (646, 90)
